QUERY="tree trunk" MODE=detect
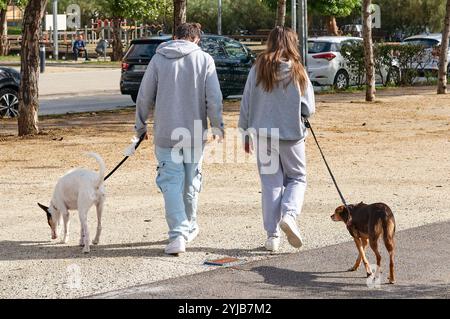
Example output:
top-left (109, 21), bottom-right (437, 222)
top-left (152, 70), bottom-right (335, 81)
top-left (18, 0), bottom-right (48, 136)
top-left (438, 0), bottom-right (450, 94)
top-left (275, 0), bottom-right (286, 27)
top-left (0, 4), bottom-right (8, 56)
top-left (363, 0), bottom-right (375, 102)
top-left (326, 16), bottom-right (339, 36)
top-left (111, 18), bottom-right (123, 62)
top-left (173, 0), bottom-right (187, 34)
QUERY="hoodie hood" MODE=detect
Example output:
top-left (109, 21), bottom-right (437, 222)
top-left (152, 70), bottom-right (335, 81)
top-left (156, 40), bottom-right (201, 59)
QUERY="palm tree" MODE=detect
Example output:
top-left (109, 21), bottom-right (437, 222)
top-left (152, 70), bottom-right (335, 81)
top-left (173, 0), bottom-right (186, 33)
top-left (18, 0), bottom-right (48, 136)
top-left (276, 0), bottom-right (286, 27)
top-left (363, 0), bottom-right (375, 102)
top-left (438, 0), bottom-right (450, 94)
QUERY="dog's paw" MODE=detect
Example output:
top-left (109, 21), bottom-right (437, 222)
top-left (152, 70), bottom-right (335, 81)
top-left (366, 272), bottom-right (373, 278)
top-left (347, 267), bottom-right (358, 272)
top-left (388, 277), bottom-right (395, 284)
top-left (92, 239), bottom-right (99, 245)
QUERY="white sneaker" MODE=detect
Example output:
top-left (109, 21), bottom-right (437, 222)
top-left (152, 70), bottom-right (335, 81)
top-left (265, 236), bottom-right (280, 252)
top-left (187, 227), bottom-right (199, 243)
top-left (164, 236), bottom-right (186, 255)
top-left (280, 214), bottom-right (303, 248)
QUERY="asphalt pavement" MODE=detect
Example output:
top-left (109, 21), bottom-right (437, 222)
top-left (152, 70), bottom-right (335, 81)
top-left (91, 221), bottom-right (450, 299)
top-left (39, 93), bottom-right (134, 115)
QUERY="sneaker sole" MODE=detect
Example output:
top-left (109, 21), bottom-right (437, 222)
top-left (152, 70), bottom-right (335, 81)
top-left (164, 250), bottom-right (185, 256)
top-left (280, 221), bottom-right (303, 248)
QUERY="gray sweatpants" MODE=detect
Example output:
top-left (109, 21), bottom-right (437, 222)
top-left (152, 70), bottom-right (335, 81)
top-left (257, 137), bottom-right (307, 238)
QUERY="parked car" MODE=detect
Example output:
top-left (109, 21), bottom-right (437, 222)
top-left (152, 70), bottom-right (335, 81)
top-left (0, 66), bottom-right (20, 118)
top-left (307, 36), bottom-right (390, 89)
top-left (120, 35), bottom-right (256, 102)
top-left (402, 33), bottom-right (450, 76)
top-left (307, 36), bottom-right (363, 89)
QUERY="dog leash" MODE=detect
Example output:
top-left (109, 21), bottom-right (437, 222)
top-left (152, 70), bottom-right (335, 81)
top-left (104, 133), bottom-right (146, 181)
top-left (304, 118), bottom-right (352, 225)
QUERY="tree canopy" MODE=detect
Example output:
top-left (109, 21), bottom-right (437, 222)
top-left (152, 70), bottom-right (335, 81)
top-left (374, 0), bottom-right (446, 35)
top-left (309, 0), bottom-right (361, 17)
top-left (188, 0), bottom-right (274, 34)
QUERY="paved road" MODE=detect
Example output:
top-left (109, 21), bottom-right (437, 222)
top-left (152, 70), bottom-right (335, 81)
top-left (91, 221), bottom-right (450, 299)
top-left (39, 69), bottom-right (121, 97)
top-left (39, 93), bottom-right (134, 115)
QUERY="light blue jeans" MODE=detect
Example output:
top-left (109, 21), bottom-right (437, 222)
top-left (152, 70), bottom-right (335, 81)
top-left (155, 146), bottom-right (203, 241)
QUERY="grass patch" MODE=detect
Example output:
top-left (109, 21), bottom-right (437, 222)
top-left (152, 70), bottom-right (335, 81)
top-left (38, 106), bottom-right (136, 120)
top-left (82, 60), bottom-right (121, 67)
top-left (0, 55), bottom-right (20, 62)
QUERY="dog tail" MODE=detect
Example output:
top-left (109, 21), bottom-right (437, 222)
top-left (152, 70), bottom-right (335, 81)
top-left (87, 152), bottom-right (105, 188)
top-left (382, 206), bottom-right (396, 250)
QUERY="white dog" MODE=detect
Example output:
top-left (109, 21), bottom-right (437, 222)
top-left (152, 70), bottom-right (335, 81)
top-left (38, 153), bottom-right (106, 253)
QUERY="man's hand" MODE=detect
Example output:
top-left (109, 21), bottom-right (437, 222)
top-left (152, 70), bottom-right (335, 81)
top-left (210, 128), bottom-right (224, 144)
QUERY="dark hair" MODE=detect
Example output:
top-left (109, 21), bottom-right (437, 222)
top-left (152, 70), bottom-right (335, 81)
top-left (175, 23), bottom-right (202, 41)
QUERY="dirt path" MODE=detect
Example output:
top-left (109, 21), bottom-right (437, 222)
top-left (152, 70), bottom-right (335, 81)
top-left (0, 87), bottom-right (449, 298)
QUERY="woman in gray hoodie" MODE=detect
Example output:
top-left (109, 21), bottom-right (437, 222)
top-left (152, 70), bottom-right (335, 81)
top-left (239, 26), bottom-right (315, 252)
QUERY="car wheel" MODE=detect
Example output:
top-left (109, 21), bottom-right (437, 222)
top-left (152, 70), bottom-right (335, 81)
top-left (333, 70), bottom-right (349, 90)
top-left (386, 67), bottom-right (400, 86)
top-left (0, 88), bottom-right (19, 118)
top-left (131, 94), bottom-right (137, 104)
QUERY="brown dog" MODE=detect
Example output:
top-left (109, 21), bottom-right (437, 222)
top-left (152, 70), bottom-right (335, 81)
top-left (331, 202), bottom-right (396, 284)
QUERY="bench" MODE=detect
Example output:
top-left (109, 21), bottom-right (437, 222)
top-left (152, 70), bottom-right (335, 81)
top-left (230, 29), bottom-right (271, 45)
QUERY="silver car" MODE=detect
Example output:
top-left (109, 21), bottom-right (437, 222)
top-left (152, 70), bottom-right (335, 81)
top-left (402, 33), bottom-right (450, 75)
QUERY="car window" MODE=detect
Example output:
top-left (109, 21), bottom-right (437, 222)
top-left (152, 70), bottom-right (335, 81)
top-left (308, 41), bottom-right (332, 53)
top-left (222, 38), bottom-right (248, 59)
top-left (199, 38), bottom-right (227, 59)
top-left (331, 43), bottom-right (341, 51)
top-left (125, 43), bottom-right (159, 59)
top-left (403, 38), bottom-right (439, 48)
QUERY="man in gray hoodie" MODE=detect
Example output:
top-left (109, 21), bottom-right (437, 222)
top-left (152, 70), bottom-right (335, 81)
top-left (135, 23), bottom-right (224, 255)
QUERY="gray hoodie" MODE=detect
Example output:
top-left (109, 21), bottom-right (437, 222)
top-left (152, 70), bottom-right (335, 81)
top-left (239, 61), bottom-right (315, 140)
top-left (135, 40), bottom-right (224, 148)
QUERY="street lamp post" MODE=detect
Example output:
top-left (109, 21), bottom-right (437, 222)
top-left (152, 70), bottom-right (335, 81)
top-left (53, 0), bottom-right (58, 60)
top-left (297, 0), bottom-right (308, 66)
top-left (218, 0), bottom-right (222, 35)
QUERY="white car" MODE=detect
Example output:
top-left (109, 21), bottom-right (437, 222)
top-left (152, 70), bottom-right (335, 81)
top-left (307, 36), bottom-right (363, 89)
top-left (402, 33), bottom-right (450, 75)
top-left (307, 36), bottom-right (390, 89)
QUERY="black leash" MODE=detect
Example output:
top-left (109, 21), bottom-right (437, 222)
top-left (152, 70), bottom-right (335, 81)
top-left (304, 118), bottom-right (352, 223)
top-left (104, 134), bottom-right (146, 181)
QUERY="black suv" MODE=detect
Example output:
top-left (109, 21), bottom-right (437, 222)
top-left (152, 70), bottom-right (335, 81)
top-left (0, 67), bottom-right (20, 118)
top-left (120, 35), bottom-right (256, 102)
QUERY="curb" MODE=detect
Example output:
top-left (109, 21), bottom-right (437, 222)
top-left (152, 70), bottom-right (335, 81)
top-left (40, 90), bottom-right (122, 99)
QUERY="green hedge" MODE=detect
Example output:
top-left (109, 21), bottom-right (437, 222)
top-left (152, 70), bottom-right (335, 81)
top-left (8, 26), bottom-right (22, 35)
